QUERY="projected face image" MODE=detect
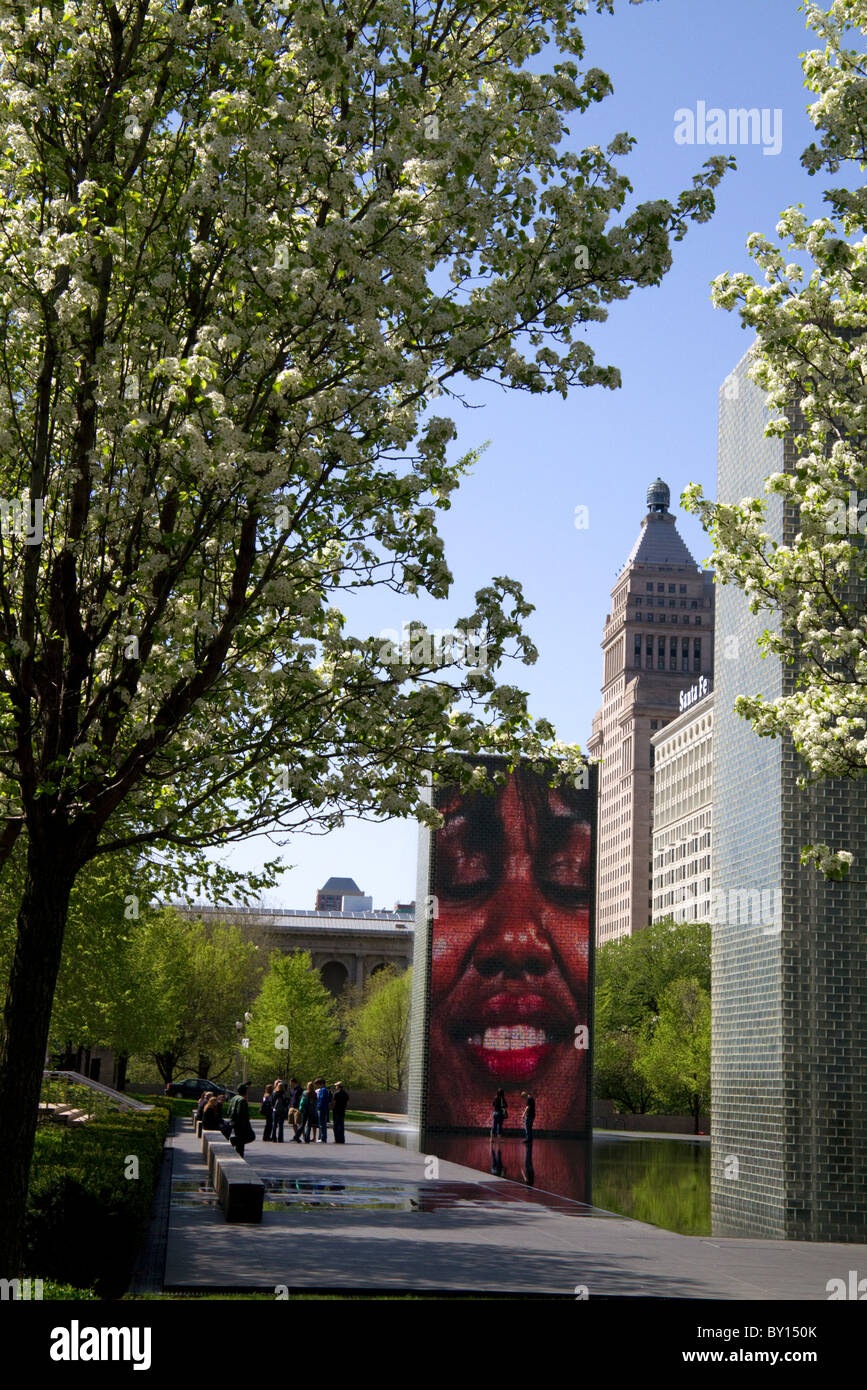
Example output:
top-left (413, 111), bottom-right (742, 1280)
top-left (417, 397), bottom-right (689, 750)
top-left (427, 768), bottom-right (592, 1134)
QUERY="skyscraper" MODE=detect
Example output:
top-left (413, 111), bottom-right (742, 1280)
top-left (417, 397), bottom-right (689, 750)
top-left (712, 349), bottom-right (867, 1241)
top-left (588, 481), bottom-right (714, 942)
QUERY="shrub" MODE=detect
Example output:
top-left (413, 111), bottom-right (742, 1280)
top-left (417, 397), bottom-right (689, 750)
top-left (43, 1281), bottom-right (99, 1299)
top-left (26, 1106), bottom-right (170, 1298)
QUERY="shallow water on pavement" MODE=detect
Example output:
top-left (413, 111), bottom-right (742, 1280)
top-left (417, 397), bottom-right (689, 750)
top-left (345, 1127), bottom-right (711, 1236)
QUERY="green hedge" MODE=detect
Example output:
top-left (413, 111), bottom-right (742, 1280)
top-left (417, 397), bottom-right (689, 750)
top-left (26, 1102), bottom-right (170, 1298)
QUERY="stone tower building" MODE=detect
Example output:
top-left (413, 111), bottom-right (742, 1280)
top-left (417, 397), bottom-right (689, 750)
top-left (587, 480), bottom-right (715, 943)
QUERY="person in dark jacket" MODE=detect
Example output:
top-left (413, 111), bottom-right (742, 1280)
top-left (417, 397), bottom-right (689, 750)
top-left (491, 1089), bottom-right (508, 1139)
top-left (202, 1094), bottom-right (232, 1140)
top-left (261, 1084), bottom-right (275, 1141)
top-left (201, 1095), bottom-right (221, 1128)
top-left (299, 1082), bottom-right (317, 1142)
top-left (332, 1082), bottom-right (349, 1143)
top-left (228, 1083), bottom-right (255, 1157)
top-left (315, 1079), bottom-right (332, 1142)
top-left (272, 1081), bottom-right (290, 1142)
top-left (520, 1090), bottom-right (535, 1142)
top-left (195, 1091), bottom-right (214, 1125)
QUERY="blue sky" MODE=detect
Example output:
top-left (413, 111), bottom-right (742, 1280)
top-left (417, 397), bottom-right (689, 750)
top-left (215, 0), bottom-right (835, 912)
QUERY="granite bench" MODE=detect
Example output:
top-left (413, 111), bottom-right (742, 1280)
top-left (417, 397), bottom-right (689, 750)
top-left (211, 1151), bottom-right (265, 1223)
top-left (204, 1136), bottom-right (235, 1183)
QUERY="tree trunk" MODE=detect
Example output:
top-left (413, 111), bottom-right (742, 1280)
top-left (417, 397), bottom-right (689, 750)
top-left (153, 1052), bottom-right (177, 1086)
top-left (0, 847), bottom-right (76, 1275)
top-left (114, 1052), bottom-right (128, 1092)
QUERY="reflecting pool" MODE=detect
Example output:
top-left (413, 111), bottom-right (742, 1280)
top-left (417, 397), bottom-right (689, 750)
top-left (349, 1125), bottom-right (711, 1237)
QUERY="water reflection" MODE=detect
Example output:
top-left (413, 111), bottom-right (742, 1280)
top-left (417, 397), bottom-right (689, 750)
top-left (419, 1133), bottom-right (710, 1234)
top-left (424, 1133), bottom-right (589, 1202)
top-left (591, 1138), bottom-right (710, 1236)
top-left (347, 1125), bottom-right (711, 1235)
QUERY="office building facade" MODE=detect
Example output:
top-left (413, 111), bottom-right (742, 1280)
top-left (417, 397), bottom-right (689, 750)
top-left (650, 686), bottom-right (713, 924)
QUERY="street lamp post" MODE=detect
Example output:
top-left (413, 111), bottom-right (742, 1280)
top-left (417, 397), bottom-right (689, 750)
top-left (234, 1020), bottom-right (243, 1089)
top-left (241, 1011), bottom-right (252, 1085)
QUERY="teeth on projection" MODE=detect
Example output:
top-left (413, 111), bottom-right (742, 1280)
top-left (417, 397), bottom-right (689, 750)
top-left (476, 1025), bottom-right (548, 1051)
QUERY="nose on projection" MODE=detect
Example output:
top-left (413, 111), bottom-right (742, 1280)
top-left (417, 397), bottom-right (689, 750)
top-left (473, 924), bottom-right (552, 978)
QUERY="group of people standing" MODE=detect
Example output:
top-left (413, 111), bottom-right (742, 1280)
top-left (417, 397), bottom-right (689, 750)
top-left (195, 1078), bottom-right (350, 1153)
top-left (491, 1089), bottom-right (535, 1142)
top-left (260, 1078), bottom-right (349, 1144)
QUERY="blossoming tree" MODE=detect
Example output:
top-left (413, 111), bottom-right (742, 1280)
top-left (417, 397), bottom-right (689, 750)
top-left (0, 0), bottom-right (729, 1271)
top-left (683, 0), bottom-right (867, 883)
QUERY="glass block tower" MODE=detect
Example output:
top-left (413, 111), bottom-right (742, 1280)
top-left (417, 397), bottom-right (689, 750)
top-left (588, 482), bottom-right (714, 942)
top-left (712, 348), bottom-right (867, 1241)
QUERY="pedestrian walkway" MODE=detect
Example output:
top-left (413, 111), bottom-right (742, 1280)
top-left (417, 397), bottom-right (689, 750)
top-left (162, 1119), bottom-right (867, 1298)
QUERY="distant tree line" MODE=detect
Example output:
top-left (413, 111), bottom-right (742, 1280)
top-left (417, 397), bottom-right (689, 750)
top-left (594, 916), bottom-right (711, 1133)
top-left (0, 854), bottom-right (410, 1094)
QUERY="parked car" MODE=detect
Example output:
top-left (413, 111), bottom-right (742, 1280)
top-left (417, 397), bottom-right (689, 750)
top-left (166, 1077), bottom-right (237, 1100)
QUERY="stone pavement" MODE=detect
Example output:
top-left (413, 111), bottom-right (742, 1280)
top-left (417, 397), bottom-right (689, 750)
top-left (163, 1119), bottom-right (867, 1298)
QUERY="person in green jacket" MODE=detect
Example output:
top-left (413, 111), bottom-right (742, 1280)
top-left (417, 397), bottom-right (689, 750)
top-left (227, 1082), bottom-right (255, 1157)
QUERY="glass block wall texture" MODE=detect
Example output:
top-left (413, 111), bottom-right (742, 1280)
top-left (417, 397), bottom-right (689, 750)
top-left (713, 348), bottom-right (867, 1242)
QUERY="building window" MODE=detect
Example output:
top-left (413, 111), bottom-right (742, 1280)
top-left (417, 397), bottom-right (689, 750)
top-left (657, 637), bottom-right (665, 670)
top-left (672, 614), bottom-right (678, 624)
top-left (657, 597), bottom-right (665, 607)
top-left (647, 612), bottom-right (654, 621)
top-left (636, 611), bottom-right (642, 620)
top-left (646, 583), bottom-right (654, 592)
top-left (682, 638), bottom-right (689, 672)
top-left (669, 599), bottom-right (676, 607)
top-left (670, 637), bottom-right (677, 670)
top-left (680, 585), bottom-right (687, 593)
top-left (694, 638), bottom-right (702, 672)
top-left (668, 584), bottom-right (676, 593)
top-left (695, 615), bottom-right (701, 624)
top-left (683, 615), bottom-right (689, 625)
top-left (680, 599), bottom-right (687, 608)
top-left (646, 635), bottom-right (653, 669)
top-left (691, 600), bottom-right (698, 609)
top-left (656, 584), bottom-right (663, 592)
top-left (650, 719), bottom-right (658, 730)
top-left (636, 596), bottom-right (642, 605)
top-left (634, 634), bottom-right (642, 666)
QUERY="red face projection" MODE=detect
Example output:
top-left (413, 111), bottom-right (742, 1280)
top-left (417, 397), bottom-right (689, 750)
top-left (426, 764), bottom-right (595, 1135)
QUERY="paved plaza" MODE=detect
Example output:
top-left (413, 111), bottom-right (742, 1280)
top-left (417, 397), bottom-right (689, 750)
top-left (161, 1119), bottom-right (867, 1298)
